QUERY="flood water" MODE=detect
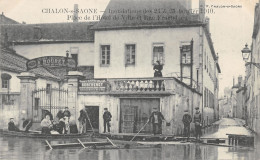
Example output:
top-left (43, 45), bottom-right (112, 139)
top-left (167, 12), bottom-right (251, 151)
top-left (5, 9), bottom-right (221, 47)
top-left (0, 136), bottom-right (258, 160)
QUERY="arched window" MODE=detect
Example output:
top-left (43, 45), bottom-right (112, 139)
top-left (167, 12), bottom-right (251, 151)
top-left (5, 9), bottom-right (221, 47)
top-left (1, 73), bottom-right (11, 89)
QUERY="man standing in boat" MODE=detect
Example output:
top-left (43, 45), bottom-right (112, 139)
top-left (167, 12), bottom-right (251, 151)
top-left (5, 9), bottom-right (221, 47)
top-left (148, 107), bottom-right (165, 135)
top-left (103, 108), bottom-right (112, 133)
top-left (182, 110), bottom-right (192, 141)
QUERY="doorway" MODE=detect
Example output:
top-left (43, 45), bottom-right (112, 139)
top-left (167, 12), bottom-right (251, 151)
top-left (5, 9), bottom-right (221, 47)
top-left (120, 98), bottom-right (160, 133)
top-left (85, 106), bottom-right (99, 132)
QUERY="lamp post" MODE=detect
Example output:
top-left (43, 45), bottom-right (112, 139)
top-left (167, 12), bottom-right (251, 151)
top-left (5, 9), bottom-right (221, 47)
top-left (241, 43), bottom-right (260, 69)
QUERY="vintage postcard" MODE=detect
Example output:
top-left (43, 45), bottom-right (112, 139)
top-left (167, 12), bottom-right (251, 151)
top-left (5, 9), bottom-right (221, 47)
top-left (0, 0), bottom-right (259, 159)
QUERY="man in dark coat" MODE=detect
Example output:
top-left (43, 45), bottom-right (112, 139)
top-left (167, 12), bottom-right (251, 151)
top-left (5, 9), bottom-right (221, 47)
top-left (78, 109), bottom-right (87, 134)
top-left (153, 60), bottom-right (163, 77)
top-left (182, 110), bottom-right (192, 141)
top-left (103, 108), bottom-right (112, 133)
top-left (153, 60), bottom-right (163, 90)
top-left (194, 107), bottom-right (202, 141)
top-left (148, 107), bottom-right (165, 135)
top-left (8, 118), bottom-right (19, 131)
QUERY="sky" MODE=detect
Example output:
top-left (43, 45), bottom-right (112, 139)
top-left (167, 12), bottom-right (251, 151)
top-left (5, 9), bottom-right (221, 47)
top-left (0, 0), bottom-right (258, 96)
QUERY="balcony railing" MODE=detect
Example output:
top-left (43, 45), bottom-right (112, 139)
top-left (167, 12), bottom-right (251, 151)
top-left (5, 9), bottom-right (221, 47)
top-left (108, 78), bottom-right (166, 92)
top-left (107, 77), bottom-right (201, 93)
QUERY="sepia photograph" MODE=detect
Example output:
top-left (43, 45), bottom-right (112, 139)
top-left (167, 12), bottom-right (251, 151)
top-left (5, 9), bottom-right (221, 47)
top-left (0, 0), bottom-right (259, 159)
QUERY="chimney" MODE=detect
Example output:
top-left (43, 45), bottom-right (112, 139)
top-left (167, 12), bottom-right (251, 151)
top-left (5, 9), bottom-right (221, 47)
top-left (73, 4), bottom-right (79, 23)
top-left (233, 77), bottom-right (235, 87)
top-left (238, 76), bottom-right (242, 87)
top-left (205, 17), bottom-right (210, 32)
top-left (199, 0), bottom-right (205, 22)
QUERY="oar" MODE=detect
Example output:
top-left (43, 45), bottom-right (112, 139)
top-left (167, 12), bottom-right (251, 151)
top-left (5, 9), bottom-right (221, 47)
top-left (130, 120), bottom-right (149, 142)
top-left (77, 139), bottom-right (87, 149)
top-left (85, 110), bottom-right (95, 135)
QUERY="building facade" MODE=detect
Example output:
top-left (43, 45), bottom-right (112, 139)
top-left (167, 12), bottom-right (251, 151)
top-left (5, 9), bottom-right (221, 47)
top-left (245, 0), bottom-right (260, 134)
top-left (0, 0), bottom-right (221, 135)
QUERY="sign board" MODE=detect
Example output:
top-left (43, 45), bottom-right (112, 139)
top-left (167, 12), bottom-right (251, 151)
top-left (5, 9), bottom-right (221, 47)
top-left (79, 79), bottom-right (107, 92)
top-left (26, 56), bottom-right (76, 70)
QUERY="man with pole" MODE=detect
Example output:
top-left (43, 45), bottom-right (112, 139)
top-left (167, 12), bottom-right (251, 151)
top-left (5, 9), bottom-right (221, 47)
top-left (148, 107), bottom-right (165, 135)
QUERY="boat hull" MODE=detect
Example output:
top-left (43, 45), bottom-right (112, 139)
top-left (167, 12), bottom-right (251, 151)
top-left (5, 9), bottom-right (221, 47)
top-left (0, 129), bottom-right (90, 139)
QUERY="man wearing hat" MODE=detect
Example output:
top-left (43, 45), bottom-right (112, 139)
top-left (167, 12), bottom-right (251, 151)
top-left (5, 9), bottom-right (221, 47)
top-left (153, 60), bottom-right (163, 90)
top-left (103, 108), bottom-right (112, 133)
top-left (193, 107), bottom-right (202, 141)
top-left (148, 107), bottom-right (165, 135)
top-left (182, 109), bottom-right (192, 141)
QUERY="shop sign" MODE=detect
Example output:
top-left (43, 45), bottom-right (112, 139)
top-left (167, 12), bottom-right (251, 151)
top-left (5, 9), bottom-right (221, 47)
top-left (79, 79), bottom-right (107, 92)
top-left (26, 56), bottom-right (76, 70)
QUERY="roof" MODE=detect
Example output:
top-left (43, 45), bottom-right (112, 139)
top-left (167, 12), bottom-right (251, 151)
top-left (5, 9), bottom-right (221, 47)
top-left (0, 48), bottom-right (28, 72)
top-left (0, 47), bottom-right (94, 80)
top-left (0, 14), bottom-right (19, 24)
top-left (1, 22), bottom-right (97, 44)
top-left (92, 0), bottom-right (202, 30)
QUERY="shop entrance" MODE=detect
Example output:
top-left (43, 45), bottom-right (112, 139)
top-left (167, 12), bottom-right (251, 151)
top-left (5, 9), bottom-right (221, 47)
top-left (120, 98), bottom-right (160, 133)
top-left (85, 106), bottom-right (99, 132)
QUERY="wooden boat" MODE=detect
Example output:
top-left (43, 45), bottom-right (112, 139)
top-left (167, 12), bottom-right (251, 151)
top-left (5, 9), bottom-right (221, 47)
top-left (45, 137), bottom-right (161, 150)
top-left (45, 137), bottom-right (117, 149)
top-left (0, 129), bottom-right (91, 139)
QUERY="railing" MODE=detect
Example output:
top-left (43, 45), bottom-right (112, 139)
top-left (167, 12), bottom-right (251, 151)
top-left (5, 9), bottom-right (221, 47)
top-left (108, 78), bottom-right (168, 92)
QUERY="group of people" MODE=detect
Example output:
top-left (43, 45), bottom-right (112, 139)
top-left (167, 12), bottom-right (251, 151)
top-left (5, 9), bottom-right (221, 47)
top-left (182, 107), bottom-right (202, 141)
top-left (8, 118), bottom-right (33, 132)
top-left (40, 107), bottom-right (112, 135)
top-left (78, 107), bottom-right (112, 134)
top-left (147, 107), bottom-right (202, 141)
top-left (40, 107), bottom-right (78, 134)
top-left (8, 105), bottom-right (202, 140)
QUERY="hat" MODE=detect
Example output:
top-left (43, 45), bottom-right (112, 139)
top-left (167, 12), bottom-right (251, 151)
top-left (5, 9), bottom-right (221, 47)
top-left (10, 118), bottom-right (14, 120)
top-left (184, 109), bottom-right (188, 112)
top-left (195, 107), bottom-right (199, 110)
top-left (104, 108), bottom-right (108, 110)
top-left (153, 107), bottom-right (158, 110)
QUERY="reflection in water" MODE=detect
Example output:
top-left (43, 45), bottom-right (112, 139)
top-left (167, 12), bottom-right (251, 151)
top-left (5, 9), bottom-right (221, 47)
top-left (0, 136), bottom-right (257, 160)
top-left (195, 144), bottom-right (202, 160)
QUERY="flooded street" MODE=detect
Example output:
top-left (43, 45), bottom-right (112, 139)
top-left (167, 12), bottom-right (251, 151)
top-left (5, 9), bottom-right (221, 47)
top-left (0, 136), bottom-right (257, 160)
top-left (0, 118), bottom-right (259, 160)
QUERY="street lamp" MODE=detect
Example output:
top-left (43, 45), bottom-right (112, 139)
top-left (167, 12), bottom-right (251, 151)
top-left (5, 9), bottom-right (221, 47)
top-left (241, 43), bottom-right (260, 69)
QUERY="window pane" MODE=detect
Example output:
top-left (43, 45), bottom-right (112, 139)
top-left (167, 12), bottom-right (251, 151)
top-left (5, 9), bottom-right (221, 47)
top-left (126, 44), bottom-right (135, 65)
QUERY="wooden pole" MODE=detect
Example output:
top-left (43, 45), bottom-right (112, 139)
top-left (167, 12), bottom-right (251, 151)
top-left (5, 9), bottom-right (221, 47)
top-left (77, 139), bottom-right (87, 149)
top-left (85, 110), bottom-right (95, 134)
top-left (106, 137), bottom-right (117, 147)
top-left (45, 140), bottom-right (53, 150)
top-left (130, 120), bottom-right (149, 142)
